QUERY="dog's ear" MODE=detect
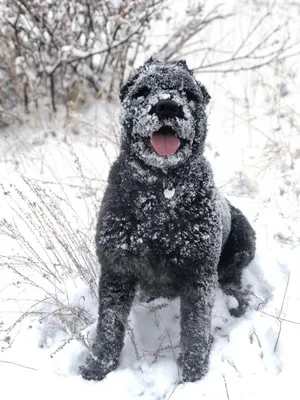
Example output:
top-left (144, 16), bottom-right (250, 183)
top-left (120, 80), bottom-right (131, 102)
top-left (120, 58), bottom-right (155, 101)
top-left (177, 62), bottom-right (210, 105)
top-left (120, 72), bottom-right (138, 102)
top-left (199, 83), bottom-right (211, 106)
top-left (176, 60), bottom-right (189, 70)
top-left (145, 56), bottom-right (154, 65)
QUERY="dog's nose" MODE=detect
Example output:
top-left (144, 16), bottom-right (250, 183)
top-left (154, 100), bottom-right (183, 119)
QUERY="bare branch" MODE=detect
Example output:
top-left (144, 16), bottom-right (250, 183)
top-left (156, 8), bottom-right (234, 62)
top-left (0, 360), bottom-right (38, 371)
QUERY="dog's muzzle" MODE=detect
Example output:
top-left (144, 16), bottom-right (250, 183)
top-left (148, 100), bottom-right (185, 157)
top-left (150, 99), bottom-right (184, 120)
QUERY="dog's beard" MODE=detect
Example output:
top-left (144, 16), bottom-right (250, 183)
top-left (129, 120), bottom-right (195, 169)
top-left (132, 138), bottom-right (193, 169)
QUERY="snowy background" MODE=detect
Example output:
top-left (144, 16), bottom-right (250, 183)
top-left (1, 0), bottom-right (300, 399)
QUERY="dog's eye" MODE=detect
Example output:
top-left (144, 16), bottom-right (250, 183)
top-left (134, 86), bottom-right (151, 98)
top-left (185, 89), bottom-right (201, 102)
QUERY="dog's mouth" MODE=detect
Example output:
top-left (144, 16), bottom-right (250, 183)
top-left (150, 127), bottom-right (181, 156)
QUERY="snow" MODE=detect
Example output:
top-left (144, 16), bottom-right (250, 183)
top-left (1, 0), bottom-right (300, 399)
top-left (1, 102), bottom-right (299, 400)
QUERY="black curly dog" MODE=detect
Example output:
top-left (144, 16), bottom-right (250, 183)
top-left (80, 59), bottom-right (256, 382)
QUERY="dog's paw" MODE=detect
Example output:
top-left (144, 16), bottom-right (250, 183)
top-left (224, 285), bottom-right (251, 317)
top-left (79, 356), bottom-right (108, 381)
top-left (228, 299), bottom-right (248, 317)
top-left (179, 335), bottom-right (213, 382)
top-left (181, 360), bottom-right (208, 383)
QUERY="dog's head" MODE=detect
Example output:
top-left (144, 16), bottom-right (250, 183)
top-left (120, 59), bottom-right (210, 169)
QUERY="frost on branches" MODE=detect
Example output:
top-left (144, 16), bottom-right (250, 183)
top-left (0, 0), bottom-right (164, 113)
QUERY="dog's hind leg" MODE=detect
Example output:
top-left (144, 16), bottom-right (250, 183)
top-left (218, 203), bottom-right (256, 317)
top-left (80, 267), bottom-right (137, 381)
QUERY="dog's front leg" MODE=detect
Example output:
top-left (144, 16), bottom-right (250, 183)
top-left (180, 272), bottom-right (217, 382)
top-left (80, 269), bottom-right (137, 381)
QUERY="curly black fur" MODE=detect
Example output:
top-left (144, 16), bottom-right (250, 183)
top-left (80, 59), bottom-right (256, 382)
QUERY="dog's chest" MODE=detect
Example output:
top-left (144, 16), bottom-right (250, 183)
top-left (97, 164), bottom-right (222, 264)
top-left (127, 181), bottom-right (216, 255)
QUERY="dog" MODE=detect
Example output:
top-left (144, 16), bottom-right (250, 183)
top-left (80, 59), bottom-right (256, 382)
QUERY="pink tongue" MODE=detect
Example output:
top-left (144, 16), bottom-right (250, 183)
top-left (150, 134), bottom-right (181, 156)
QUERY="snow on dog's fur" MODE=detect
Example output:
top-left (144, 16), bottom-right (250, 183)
top-left (80, 59), bottom-right (256, 382)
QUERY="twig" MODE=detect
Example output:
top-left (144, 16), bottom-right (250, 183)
top-left (274, 272), bottom-right (291, 352)
top-left (0, 360), bottom-right (38, 371)
top-left (166, 383), bottom-right (179, 400)
top-left (258, 311), bottom-right (300, 326)
top-left (223, 374), bottom-right (230, 400)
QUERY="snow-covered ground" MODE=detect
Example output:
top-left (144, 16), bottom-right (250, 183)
top-left (1, 1), bottom-right (300, 399)
top-left (1, 97), bottom-right (299, 399)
